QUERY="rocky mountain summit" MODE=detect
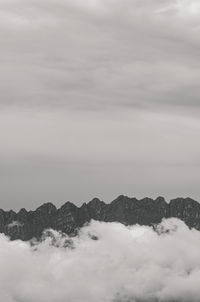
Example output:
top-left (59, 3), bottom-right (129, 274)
top-left (1, 195), bottom-right (200, 240)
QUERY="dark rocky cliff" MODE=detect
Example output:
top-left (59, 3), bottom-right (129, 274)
top-left (1, 195), bottom-right (200, 240)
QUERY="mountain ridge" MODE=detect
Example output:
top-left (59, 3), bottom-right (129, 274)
top-left (1, 195), bottom-right (200, 240)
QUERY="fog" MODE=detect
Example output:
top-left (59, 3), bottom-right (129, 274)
top-left (1, 218), bottom-right (200, 302)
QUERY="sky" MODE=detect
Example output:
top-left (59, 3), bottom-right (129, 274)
top-left (1, 218), bottom-right (200, 302)
top-left (1, 0), bottom-right (200, 210)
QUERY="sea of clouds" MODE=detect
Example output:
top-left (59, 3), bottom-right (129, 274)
top-left (0, 218), bottom-right (200, 302)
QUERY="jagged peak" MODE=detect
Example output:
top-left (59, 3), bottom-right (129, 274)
top-left (7, 210), bottom-right (16, 215)
top-left (88, 197), bottom-right (105, 206)
top-left (111, 195), bottom-right (130, 204)
top-left (170, 197), bottom-right (200, 206)
top-left (139, 197), bottom-right (154, 202)
top-left (155, 196), bottom-right (167, 203)
top-left (17, 208), bottom-right (28, 215)
top-left (170, 197), bottom-right (196, 202)
top-left (80, 202), bottom-right (87, 207)
top-left (185, 197), bottom-right (199, 203)
top-left (59, 201), bottom-right (77, 211)
top-left (36, 202), bottom-right (57, 213)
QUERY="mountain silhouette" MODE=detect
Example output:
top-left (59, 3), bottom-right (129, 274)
top-left (1, 195), bottom-right (200, 240)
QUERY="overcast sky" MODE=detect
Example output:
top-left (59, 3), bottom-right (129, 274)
top-left (1, 0), bottom-right (200, 210)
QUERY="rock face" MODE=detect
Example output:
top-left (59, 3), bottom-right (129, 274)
top-left (1, 196), bottom-right (200, 240)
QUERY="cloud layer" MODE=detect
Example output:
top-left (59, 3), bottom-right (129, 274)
top-left (1, 218), bottom-right (200, 302)
top-left (1, 0), bottom-right (200, 207)
top-left (1, 0), bottom-right (200, 111)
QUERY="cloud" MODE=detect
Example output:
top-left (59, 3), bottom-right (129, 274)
top-left (0, 218), bottom-right (200, 302)
top-left (0, 0), bottom-right (200, 112)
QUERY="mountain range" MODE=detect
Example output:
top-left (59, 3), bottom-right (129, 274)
top-left (1, 195), bottom-right (200, 240)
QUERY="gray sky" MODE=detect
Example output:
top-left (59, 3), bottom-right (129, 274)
top-left (1, 0), bottom-right (200, 210)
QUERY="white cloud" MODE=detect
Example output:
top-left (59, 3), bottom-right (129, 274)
top-left (0, 218), bottom-right (200, 301)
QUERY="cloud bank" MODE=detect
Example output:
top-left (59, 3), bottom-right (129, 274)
top-left (1, 218), bottom-right (200, 302)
